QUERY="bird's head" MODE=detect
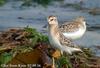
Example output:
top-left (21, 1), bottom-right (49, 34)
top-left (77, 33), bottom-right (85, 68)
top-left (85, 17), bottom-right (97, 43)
top-left (47, 15), bottom-right (58, 25)
top-left (75, 16), bottom-right (86, 24)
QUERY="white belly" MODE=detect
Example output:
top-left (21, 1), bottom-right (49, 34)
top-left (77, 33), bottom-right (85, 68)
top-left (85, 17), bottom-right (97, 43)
top-left (48, 32), bottom-right (82, 54)
top-left (63, 28), bottom-right (86, 40)
top-left (48, 33), bottom-right (62, 49)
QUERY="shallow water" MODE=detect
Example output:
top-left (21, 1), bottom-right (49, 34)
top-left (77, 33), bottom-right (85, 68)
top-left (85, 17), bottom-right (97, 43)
top-left (0, 0), bottom-right (100, 56)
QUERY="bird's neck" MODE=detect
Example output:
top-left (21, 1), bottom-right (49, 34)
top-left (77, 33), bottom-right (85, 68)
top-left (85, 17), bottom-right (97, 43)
top-left (75, 21), bottom-right (86, 28)
top-left (81, 21), bottom-right (86, 29)
top-left (48, 24), bottom-right (59, 36)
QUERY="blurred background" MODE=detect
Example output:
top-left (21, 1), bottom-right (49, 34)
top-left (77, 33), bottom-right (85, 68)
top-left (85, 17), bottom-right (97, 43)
top-left (0, 0), bottom-right (100, 56)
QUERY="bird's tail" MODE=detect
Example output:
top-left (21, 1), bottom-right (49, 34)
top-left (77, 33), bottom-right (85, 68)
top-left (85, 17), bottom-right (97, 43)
top-left (61, 46), bottom-right (82, 54)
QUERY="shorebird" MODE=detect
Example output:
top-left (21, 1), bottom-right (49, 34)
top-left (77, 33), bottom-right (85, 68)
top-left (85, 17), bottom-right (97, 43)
top-left (47, 16), bottom-right (83, 68)
top-left (59, 16), bottom-right (86, 40)
top-left (47, 15), bottom-right (82, 54)
top-left (47, 16), bottom-right (84, 68)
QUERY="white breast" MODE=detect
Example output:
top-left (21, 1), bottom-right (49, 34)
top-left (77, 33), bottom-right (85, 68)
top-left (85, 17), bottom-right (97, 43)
top-left (63, 28), bottom-right (86, 40)
top-left (48, 31), bottom-right (63, 50)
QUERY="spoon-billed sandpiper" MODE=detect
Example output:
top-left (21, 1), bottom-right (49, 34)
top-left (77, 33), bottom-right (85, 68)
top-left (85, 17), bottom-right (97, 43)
top-left (47, 15), bottom-right (82, 54)
top-left (59, 16), bottom-right (86, 40)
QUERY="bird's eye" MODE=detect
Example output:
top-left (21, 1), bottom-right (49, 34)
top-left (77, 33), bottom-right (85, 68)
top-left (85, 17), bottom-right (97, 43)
top-left (50, 19), bottom-right (54, 21)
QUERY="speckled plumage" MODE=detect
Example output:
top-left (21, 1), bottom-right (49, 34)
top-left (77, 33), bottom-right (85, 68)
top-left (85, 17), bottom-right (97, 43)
top-left (60, 16), bottom-right (85, 33)
top-left (47, 15), bottom-right (82, 54)
top-left (59, 16), bottom-right (86, 40)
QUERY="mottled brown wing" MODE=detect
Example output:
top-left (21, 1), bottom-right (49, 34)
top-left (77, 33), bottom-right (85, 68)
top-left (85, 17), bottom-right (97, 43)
top-left (59, 22), bottom-right (80, 33)
top-left (59, 33), bottom-right (79, 48)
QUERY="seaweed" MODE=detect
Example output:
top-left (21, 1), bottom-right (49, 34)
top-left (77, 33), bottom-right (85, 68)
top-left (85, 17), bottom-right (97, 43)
top-left (0, 27), bottom-right (100, 68)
